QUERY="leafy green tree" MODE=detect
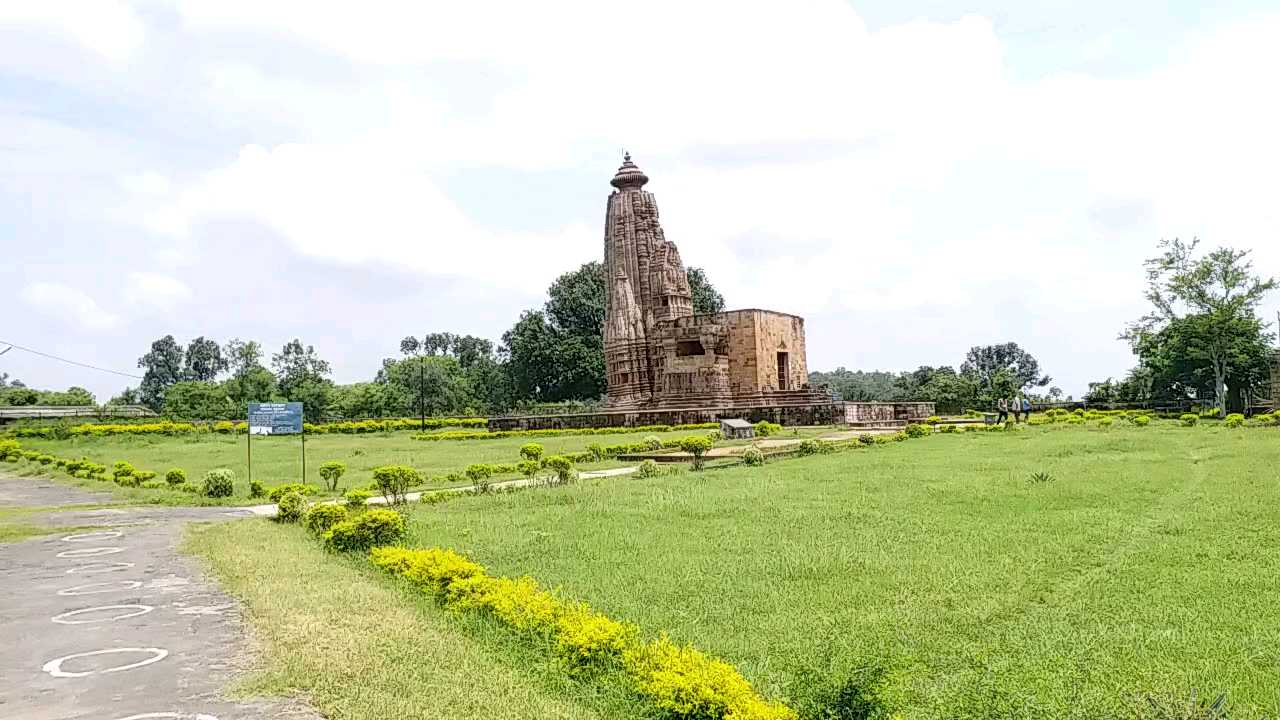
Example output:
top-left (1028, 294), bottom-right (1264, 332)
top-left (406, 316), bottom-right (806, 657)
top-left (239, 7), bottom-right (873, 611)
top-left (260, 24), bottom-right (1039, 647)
top-left (376, 355), bottom-right (475, 416)
top-left (687, 266), bottom-right (725, 314)
top-left (0, 386), bottom-right (39, 406)
top-left (1124, 238), bottom-right (1276, 416)
top-left (329, 382), bottom-right (393, 419)
top-left (163, 381), bottom-right (234, 419)
top-left (36, 386), bottom-right (96, 406)
top-left (222, 339), bottom-right (275, 409)
top-left (272, 339), bottom-right (333, 421)
top-left (183, 336), bottom-right (227, 381)
top-left (137, 335), bottom-right (185, 411)
top-left (808, 368), bottom-right (900, 401)
top-left (960, 342), bottom-right (1051, 400)
top-left (108, 387), bottom-right (140, 405)
top-left (501, 310), bottom-right (604, 402)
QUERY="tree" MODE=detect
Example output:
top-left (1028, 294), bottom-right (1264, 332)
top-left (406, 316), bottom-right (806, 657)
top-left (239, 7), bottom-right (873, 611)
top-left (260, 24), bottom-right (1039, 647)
top-left (375, 355), bottom-right (476, 416)
top-left (163, 381), bottom-right (234, 419)
top-left (183, 336), bottom-right (227, 381)
top-left (1124, 238), bottom-right (1276, 416)
top-left (687, 266), bottom-right (725, 314)
top-left (137, 335), bottom-right (185, 411)
top-left (329, 382), bottom-right (394, 419)
top-left (108, 387), bottom-right (140, 405)
top-left (808, 368), bottom-right (900, 401)
top-left (223, 339), bottom-right (275, 409)
top-left (37, 387), bottom-right (96, 406)
top-left (272, 340), bottom-right (333, 421)
top-left (960, 342), bottom-right (1051, 401)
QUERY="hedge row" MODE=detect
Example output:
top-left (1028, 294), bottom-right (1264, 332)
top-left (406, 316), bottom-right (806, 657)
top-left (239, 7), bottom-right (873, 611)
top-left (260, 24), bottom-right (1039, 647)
top-left (371, 546), bottom-right (795, 720)
top-left (7, 417), bottom-right (488, 439)
top-left (412, 423), bottom-right (720, 443)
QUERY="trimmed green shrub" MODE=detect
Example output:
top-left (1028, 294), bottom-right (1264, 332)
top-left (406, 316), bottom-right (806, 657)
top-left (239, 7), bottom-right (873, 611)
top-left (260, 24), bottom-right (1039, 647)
top-left (586, 443), bottom-right (606, 462)
top-left (323, 508), bottom-right (406, 552)
top-left (72, 469), bottom-right (89, 477)
top-left (303, 503), bottom-right (348, 535)
top-left (517, 459), bottom-right (540, 477)
top-left (1180, 413), bottom-right (1199, 427)
top-left (36, 454), bottom-right (54, 466)
top-left (797, 439), bottom-right (821, 456)
top-left (542, 455), bottom-right (577, 484)
top-left (1098, 418), bottom-right (1114, 428)
top-left (939, 424), bottom-right (958, 434)
top-left (277, 491), bottom-right (305, 523)
top-left (249, 480), bottom-right (266, 499)
top-left (344, 488), bottom-right (372, 510)
top-left (267, 483), bottom-right (317, 503)
top-left (418, 491), bottom-right (450, 505)
top-left (371, 465), bottom-right (421, 504)
top-left (140, 480), bottom-right (165, 490)
top-left (134, 470), bottom-right (157, 482)
top-left (1132, 415), bottom-right (1151, 427)
top-left (678, 435), bottom-right (714, 470)
top-left (465, 463), bottom-right (493, 482)
top-left (202, 468), bottom-right (235, 498)
top-left (1224, 413), bottom-right (1245, 428)
top-left (741, 446), bottom-right (765, 466)
top-left (857, 433), bottom-right (875, 445)
top-left (165, 468), bottom-right (186, 487)
top-left (112, 460), bottom-right (135, 478)
top-left (177, 483), bottom-right (201, 494)
top-left (754, 421), bottom-right (782, 437)
top-left (318, 461), bottom-right (347, 491)
top-left (925, 416), bottom-right (942, 425)
top-left (636, 459), bottom-right (662, 479)
top-left (642, 435), bottom-right (663, 451)
top-left (905, 423), bottom-right (931, 438)
top-left (518, 443), bottom-right (544, 462)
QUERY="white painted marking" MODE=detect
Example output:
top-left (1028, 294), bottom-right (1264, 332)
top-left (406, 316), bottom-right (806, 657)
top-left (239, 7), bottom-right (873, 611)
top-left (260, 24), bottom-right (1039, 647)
top-left (57, 546), bottom-right (123, 559)
top-left (58, 580), bottom-right (143, 596)
top-left (62, 530), bottom-right (123, 542)
top-left (112, 707), bottom-right (220, 712)
top-left (66, 561), bottom-right (135, 575)
top-left (52, 604), bottom-right (153, 625)
top-left (173, 603), bottom-right (235, 616)
top-left (41, 647), bottom-right (168, 678)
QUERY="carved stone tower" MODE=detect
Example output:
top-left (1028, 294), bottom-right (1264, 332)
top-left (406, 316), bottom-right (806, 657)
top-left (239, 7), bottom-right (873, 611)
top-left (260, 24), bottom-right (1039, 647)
top-left (603, 153), bottom-right (693, 407)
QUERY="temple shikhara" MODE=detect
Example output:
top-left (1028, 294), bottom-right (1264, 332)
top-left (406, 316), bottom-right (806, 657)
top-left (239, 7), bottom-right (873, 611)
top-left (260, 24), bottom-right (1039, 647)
top-left (602, 154), bottom-right (829, 410)
top-left (490, 154), bottom-right (935, 431)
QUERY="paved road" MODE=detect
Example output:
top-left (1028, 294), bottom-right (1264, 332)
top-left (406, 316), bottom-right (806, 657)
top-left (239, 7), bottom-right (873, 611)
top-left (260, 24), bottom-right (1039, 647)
top-left (0, 477), bottom-right (314, 720)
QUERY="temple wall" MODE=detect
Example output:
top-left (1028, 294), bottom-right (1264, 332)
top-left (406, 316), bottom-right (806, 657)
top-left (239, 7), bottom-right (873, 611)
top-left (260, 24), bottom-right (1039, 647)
top-left (1272, 351), bottom-right (1280, 407)
top-left (843, 402), bottom-right (936, 423)
top-left (748, 311), bottom-right (808, 391)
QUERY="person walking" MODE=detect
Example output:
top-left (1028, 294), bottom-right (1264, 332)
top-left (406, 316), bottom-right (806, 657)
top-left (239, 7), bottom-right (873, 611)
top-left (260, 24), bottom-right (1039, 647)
top-left (1021, 396), bottom-right (1032, 421)
top-left (996, 397), bottom-right (1008, 424)
top-left (1011, 396), bottom-right (1021, 423)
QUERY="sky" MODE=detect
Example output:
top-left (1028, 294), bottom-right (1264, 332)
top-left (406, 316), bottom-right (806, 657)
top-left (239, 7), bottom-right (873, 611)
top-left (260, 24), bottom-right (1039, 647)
top-left (3, 0), bottom-right (1279, 402)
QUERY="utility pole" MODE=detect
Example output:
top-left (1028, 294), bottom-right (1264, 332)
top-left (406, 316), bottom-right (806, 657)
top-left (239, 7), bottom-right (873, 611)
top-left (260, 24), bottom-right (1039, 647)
top-left (419, 357), bottom-right (425, 431)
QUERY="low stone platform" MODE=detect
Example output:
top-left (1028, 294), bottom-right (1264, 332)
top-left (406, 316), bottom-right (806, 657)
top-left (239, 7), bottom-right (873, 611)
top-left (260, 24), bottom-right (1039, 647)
top-left (488, 401), bottom-right (934, 432)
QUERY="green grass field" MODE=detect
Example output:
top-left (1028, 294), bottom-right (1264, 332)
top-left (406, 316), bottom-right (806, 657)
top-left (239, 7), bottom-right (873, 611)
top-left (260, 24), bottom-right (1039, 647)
top-left (12, 427), bottom-right (727, 505)
top-left (378, 424), bottom-right (1280, 719)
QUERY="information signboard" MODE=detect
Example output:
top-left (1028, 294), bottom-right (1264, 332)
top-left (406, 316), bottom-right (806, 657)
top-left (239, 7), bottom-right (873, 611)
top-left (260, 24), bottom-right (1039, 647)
top-left (248, 402), bottom-right (304, 435)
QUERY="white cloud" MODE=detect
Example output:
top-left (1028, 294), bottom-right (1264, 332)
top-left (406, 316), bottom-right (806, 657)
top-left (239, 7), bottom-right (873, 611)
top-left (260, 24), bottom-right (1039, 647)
top-left (124, 272), bottom-right (193, 310)
top-left (20, 282), bottom-right (122, 332)
top-left (0, 1), bottom-right (145, 63)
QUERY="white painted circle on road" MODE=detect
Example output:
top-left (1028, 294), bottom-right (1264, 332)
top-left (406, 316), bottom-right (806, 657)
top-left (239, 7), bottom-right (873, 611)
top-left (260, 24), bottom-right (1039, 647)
top-left (52, 604), bottom-right (153, 625)
top-left (62, 530), bottom-right (123, 542)
top-left (58, 580), bottom-right (143, 596)
top-left (41, 647), bottom-right (168, 678)
top-left (111, 707), bottom-right (221, 712)
top-left (66, 561), bottom-right (135, 575)
top-left (57, 546), bottom-right (123, 559)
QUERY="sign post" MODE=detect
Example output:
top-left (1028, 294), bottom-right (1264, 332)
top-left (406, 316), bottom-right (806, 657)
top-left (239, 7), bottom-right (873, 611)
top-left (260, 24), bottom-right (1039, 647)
top-left (247, 402), bottom-right (306, 486)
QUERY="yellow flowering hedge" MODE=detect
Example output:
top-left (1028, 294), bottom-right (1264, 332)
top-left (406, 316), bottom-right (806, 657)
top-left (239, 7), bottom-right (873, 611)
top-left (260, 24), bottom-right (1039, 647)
top-left (370, 546), bottom-right (794, 720)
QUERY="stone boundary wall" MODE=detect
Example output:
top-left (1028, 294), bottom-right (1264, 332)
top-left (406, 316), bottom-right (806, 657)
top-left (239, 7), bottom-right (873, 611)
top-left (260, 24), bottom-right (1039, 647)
top-left (489, 401), bottom-right (935, 431)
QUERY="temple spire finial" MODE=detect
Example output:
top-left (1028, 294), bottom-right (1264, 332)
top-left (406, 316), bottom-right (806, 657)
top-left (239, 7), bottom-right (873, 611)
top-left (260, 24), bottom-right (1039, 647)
top-left (610, 150), bottom-right (648, 190)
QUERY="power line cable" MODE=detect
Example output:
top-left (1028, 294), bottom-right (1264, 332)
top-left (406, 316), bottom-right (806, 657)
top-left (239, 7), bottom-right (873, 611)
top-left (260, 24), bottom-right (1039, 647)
top-left (0, 340), bottom-right (143, 380)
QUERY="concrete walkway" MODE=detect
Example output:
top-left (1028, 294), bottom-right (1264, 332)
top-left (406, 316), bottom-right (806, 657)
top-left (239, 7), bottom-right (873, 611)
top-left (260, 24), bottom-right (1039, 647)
top-left (0, 476), bottom-right (316, 720)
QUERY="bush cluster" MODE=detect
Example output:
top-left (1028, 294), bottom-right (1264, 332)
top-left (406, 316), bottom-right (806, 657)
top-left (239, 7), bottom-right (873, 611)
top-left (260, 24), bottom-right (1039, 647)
top-left (677, 435), bottom-right (714, 470)
top-left (371, 546), bottom-right (793, 719)
top-left (741, 446), bottom-right (765, 466)
top-left (371, 465), bottom-right (421, 504)
top-left (276, 491), bottom-right (306, 523)
top-left (905, 423), bottom-right (932, 438)
top-left (1224, 413), bottom-right (1245, 428)
top-left (202, 468), bottom-right (235, 498)
top-left (317, 460), bottom-right (347, 491)
top-left (302, 503), bottom-right (348, 535)
top-left (1180, 413), bottom-right (1199, 427)
top-left (753, 421), bottom-right (783, 437)
top-left (323, 508), bottom-right (406, 552)
top-left (344, 487), bottom-right (373, 509)
top-left (636, 459), bottom-right (663, 478)
top-left (267, 483), bottom-right (317, 502)
top-left (542, 455), bottom-right (577, 484)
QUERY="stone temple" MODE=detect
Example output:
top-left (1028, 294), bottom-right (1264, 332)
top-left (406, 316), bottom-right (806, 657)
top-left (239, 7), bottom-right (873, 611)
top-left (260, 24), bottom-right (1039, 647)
top-left (603, 154), bottom-right (830, 410)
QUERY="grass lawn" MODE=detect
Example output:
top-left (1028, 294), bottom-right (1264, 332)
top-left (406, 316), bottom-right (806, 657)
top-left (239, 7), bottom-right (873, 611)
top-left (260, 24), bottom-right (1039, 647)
top-left (12, 427), bottom-right (730, 505)
top-left (388, 423), bottom-right (1280, 719)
